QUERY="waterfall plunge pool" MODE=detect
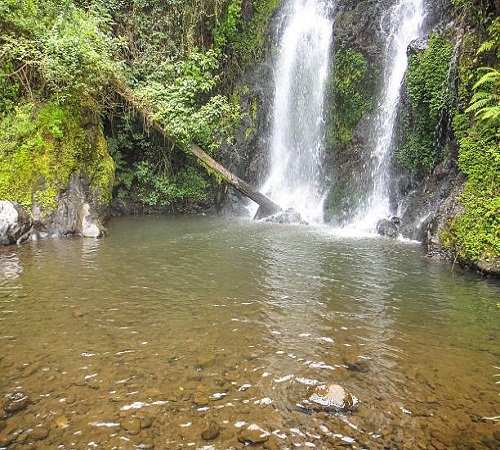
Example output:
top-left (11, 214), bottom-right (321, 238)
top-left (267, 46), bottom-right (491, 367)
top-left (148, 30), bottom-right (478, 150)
top-left (0, 216), bottom-right (498, 448)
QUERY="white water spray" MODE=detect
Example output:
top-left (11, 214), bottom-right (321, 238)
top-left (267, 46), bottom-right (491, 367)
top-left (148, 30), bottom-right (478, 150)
top-left (260, 0), bottom-right (333, 223)
top-left (351, 0), bottom-right (425, 231)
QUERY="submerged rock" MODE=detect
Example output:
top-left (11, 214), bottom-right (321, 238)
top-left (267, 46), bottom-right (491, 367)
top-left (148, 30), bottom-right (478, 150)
top-left (303, 384), bottom-right (358, 413)
top-left (30, 427), bottom-right (49, 441)
top-left (3, 392), bottom-right (30, 414)
top-left (120, 416), bottom-right (142, 435)
top-left (201, 421), bottom-right (220, 440)
top-left (238, 423), bottom-right (271, 444)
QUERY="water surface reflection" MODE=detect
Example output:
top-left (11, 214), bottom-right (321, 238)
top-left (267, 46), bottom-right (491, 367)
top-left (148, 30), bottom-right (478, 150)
top-left (0, 216), bottom-right (498, 449)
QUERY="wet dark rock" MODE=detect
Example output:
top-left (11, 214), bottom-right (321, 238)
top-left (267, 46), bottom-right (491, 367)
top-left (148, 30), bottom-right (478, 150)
top-left (376, 218), bottom-right (399, 238)
top-left (3, 392), bottom-right (30, 414)
top-left (201, 421), bottom-right (220, 440)
top-left (344, 360), bottom-right (370, 373)
top-left (408, 37), bottom-right (429, 55)
top-left (305, 384), bottom-right (358, 413)
top-left (0, 201), bottom-right (33, 245)
top-left (238, 423), bottom-right (271, 444)
top-left (120, 416), bottom-right (142, 435)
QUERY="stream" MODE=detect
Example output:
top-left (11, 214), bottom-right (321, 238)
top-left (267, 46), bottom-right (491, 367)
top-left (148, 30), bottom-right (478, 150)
top-left (0, 216), bottom-right (499, 448)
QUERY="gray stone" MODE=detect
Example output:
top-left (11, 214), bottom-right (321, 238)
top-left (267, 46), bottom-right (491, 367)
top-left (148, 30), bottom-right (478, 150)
top-left (0, 201), bottom-right (33, 245)
top-left (376, 218), bottom-right (399, 238)
top-left (32, 172), bottom-right (106, 238)
top-left (262, 207), bottom-right (305, 224)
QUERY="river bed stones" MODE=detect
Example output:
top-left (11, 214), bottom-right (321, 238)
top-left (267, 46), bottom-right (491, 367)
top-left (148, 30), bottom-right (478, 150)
top-left (238, 423), bottom-right (271, 444)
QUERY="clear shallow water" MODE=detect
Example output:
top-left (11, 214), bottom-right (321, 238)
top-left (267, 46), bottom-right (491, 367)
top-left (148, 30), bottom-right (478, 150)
top-left (0, 216), bottom-right (498, 449)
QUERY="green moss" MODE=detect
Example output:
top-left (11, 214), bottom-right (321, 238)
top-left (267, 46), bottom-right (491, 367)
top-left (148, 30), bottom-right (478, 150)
top-left (457, 33), bottom-right (479, 111)
top-left (230, 0), bottom-right (281, 67)
top-left (249, 98), bottom-right (258, 122)
top-left (0, 100), bottom-right (114, 212)
top-left (396, 34), bottom-right (456, 175)
top-left (324, 181), bottom-right (348, 223)
top-left (444, 135), bottom-right (500, 262)
top-left (326, 43), bottom-right (379, 151)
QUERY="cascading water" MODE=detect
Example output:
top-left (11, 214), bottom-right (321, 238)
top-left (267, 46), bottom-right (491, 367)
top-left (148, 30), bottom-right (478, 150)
top-left (351, 0), bottom-right (425, 231)
top-left (259, 0), bottom-right (333, 223)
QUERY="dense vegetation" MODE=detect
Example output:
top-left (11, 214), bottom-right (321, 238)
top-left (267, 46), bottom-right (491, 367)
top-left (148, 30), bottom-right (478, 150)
top-left (444, 0), bottom-right (500, 266)
top-left (327, 43), bottom-right (379, 151)
top-left (397, 34), bottom-right (456, 175)
top-left (390, 0), bottom-right (499, 268)
top-left (0, 0), bottom-right (498, 271)
top-left (0, 0), bottom-right (279, 213)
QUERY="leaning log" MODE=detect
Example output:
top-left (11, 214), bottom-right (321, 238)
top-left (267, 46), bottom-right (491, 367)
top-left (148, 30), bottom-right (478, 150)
top-left (188, 143), bottom-right (281, 216)
top-left (110, 76), bottom-right (282, 217)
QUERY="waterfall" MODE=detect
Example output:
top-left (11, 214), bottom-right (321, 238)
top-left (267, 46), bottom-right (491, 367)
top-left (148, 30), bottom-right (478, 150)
top-left (259, 0), bottom-right (333, 223)
top-left (351, 0), bottom-right (425, 231)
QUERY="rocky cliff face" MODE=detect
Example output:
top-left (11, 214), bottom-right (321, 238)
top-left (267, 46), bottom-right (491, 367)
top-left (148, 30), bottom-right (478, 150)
top-left (223, 0), bottom-right (500, 274)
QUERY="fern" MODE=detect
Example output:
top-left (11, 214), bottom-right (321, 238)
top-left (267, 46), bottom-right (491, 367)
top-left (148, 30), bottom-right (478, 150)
top-left (478, 40), bottom-right (494, 54)
top-left (466, 94), bottom-right (493, 111)
top-left (465, 68), bottom-right (500, 130)
top-left (472, 68), bottom-right (500, 90)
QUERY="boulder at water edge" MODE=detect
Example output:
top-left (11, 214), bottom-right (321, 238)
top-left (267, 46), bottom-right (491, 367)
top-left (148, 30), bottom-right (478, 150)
top-left (0, 201), bottom-right (33, 245)
top-left (376, 218), bottom-right (399, 238)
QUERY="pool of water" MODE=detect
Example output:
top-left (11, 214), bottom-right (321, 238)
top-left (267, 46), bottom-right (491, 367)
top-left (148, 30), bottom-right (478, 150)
top-left (0, 216), bottom-right (498, 449)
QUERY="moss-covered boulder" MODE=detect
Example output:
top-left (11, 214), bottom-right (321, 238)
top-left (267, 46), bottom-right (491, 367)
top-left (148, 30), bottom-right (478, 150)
top-left (0, 101), bottom-right (114, 239)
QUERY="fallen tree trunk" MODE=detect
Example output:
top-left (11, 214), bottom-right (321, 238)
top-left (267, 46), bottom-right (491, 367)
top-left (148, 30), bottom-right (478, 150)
top-left (110, 76), bottom-right (282, 217)
top-left (188, 143), bottom-right (282, 216)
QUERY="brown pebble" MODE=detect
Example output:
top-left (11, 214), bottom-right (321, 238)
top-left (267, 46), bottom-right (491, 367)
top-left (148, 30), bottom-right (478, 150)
top-left (201, 421), bottom-right (220, 440)
top-left (121, 416), bottom-right (141, 435)
top-left (141, 416), bottom-right (153, 429)
top-left (264, 434), bottom-right (286, 449)
top-left (238, 423), bottom-right (270, 444)
top-left (4, 393), bottom-right (30, 413)
top-left (30, 427), bottom-right (49, 441)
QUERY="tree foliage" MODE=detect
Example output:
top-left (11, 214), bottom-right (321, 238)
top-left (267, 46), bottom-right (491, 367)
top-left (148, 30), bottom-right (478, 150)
top-left (0, 0), bottom-right (263, 211)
